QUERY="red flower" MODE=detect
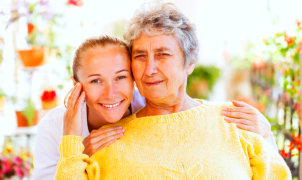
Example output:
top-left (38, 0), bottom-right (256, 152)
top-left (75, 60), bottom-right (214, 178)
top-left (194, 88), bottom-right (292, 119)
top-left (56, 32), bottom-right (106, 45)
top-left (1, 159), bottom-right (12, 174)
top-left (284, 32), bottom-right (294, 46)
top-left (27, 23), bottom-right (34, 35)
top-left (280, 149), bottom-right (290, 158)
top-left (14, 166), bottom-right (24, 179)
top-left (67, 0), bottom-right (83, 6)
top-left (41, 90), bottom-right (57, 102)
top-left (13, 157), bottom-right (23, 165)
top-left (288, 141), bottom-right (295, 151)
top-left (297, 20), bottom-right (302, 28)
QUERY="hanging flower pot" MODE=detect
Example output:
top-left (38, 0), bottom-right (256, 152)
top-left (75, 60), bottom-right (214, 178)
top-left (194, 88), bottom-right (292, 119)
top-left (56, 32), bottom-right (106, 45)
top-left (17, 47), bottom-right (45, 67)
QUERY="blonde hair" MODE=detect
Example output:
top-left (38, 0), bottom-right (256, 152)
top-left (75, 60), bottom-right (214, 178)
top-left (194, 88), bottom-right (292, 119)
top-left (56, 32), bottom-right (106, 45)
top-left (73, 35), bottom-right (130, 81)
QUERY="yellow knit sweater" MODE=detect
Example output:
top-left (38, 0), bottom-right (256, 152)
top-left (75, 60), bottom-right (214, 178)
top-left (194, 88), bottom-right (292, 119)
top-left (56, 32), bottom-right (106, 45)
top-left (55, 100), bottom-right (291, 179)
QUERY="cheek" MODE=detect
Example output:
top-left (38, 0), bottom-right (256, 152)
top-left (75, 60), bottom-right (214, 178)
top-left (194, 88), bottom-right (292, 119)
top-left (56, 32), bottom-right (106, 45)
top-left (120, 80), bottom-right (134, 99)
top-left (131, 62), bottom-right (143, 80)
top-left (83, 85), bottom-right (102, 103)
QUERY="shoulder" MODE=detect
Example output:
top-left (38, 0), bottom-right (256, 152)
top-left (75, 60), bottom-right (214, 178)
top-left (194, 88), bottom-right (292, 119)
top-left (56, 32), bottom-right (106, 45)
top-left (37, 105), bottom-right (65, 133)
top-left (197, 100), bottom-right (234, 116)
top-left (202, 100), bottom-right (233, 108)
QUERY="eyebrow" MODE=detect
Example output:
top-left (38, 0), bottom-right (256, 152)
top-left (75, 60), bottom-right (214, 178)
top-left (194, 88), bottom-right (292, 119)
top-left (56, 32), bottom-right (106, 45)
top-left (132, 47), bottom-right (171, 54)
top-left (132, 49), bottom-right (145, 55)
top-left (87, 69), bottom-right (129, 78)
top-left (154, 47), bottom-right (171, 52)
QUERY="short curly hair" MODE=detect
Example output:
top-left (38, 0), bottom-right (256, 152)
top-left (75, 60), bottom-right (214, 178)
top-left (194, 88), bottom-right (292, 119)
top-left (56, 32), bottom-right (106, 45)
top-left (124, 2), bottom-right (199, 66)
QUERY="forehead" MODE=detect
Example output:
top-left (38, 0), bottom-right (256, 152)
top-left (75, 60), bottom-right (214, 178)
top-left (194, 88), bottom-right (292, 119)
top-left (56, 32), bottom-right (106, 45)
top-left (81, 46), bottom-right (130, 69)
top-left (132, 33), bottom-right (181, 52)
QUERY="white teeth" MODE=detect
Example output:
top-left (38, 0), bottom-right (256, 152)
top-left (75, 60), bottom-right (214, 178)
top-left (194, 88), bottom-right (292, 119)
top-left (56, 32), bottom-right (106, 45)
top-left (101, 102), bottom-right (120, 108)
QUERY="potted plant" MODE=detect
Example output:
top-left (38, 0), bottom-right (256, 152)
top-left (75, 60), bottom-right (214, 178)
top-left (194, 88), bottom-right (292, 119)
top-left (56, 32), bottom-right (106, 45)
top-left (18, 1), bottom-right (60, 67)
top-left (15, 98), bottom-right (39, 127)
top-left (0, 138), bottom-right (31, 179)
top-left (186, 65), bottom-right (220, 99)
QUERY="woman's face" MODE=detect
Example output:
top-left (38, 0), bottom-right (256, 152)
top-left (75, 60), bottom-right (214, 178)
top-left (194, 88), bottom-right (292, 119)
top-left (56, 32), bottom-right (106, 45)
top-left (131, 33), bottom-right (194, 104)
top-left (77, 45), bottom-right (133, 124)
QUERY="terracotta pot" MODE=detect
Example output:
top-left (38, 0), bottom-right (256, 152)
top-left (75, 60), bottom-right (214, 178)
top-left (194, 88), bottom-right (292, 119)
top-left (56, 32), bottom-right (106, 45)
top-left (18, 48), bottom-right (44, 67)
top-left (15, 111), bottom-right (40, 127)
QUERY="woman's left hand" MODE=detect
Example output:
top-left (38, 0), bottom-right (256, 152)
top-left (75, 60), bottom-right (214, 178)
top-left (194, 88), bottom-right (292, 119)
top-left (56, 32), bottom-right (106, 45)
top-left (222, 100), bottom-right (271, 139)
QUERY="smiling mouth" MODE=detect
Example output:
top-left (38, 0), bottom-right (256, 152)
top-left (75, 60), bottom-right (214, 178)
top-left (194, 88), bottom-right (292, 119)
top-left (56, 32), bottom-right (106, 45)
top-left (145, 80), bottom-right (164, 86)
top-left (99, 100), bottom-right (125, 109)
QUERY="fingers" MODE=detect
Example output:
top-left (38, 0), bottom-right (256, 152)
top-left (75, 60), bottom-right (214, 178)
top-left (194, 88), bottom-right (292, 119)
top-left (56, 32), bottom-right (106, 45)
top-left (97, 138), bottom-right (118, 150)
top-left (76, 91), bottom-right (85, 112)
top-left (232, 100), bottom-right (252, 108)
top-left (235, 123), bottom-right (257, 134)
top-left (223, 107), bottom-right (255, 114)
top-left (90, 128), bottom-right (125, 143)
top-left (222, 110), bottom-right (255, 120)
top-left (224, 117), bottom-right (254, 126)
top-left (96, 133), bottom-right (123, 150)
top-left (90, 126), bottom-right (124, 138)
top-left (67, 83), bottom-right (82, 108)
top-left (83, 129), bottom-right (124, 155)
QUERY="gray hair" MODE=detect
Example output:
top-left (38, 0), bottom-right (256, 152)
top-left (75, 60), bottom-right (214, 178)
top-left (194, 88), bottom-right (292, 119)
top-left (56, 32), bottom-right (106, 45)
top-left (124, 2), bottom-right (199, 66)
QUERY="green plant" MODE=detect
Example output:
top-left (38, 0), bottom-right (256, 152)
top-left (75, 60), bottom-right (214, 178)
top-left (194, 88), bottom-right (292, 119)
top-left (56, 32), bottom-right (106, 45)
top-left (0, 88), bottom-right (5, 98)
top-left (186, 65), bottom-right (220, 99)
top-left (21, 98), bottom-right (36, 126)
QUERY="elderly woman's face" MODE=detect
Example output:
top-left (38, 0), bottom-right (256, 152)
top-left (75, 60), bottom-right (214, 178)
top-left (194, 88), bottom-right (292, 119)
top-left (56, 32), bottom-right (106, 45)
top-left (131, 33), bottom-right (193, 102)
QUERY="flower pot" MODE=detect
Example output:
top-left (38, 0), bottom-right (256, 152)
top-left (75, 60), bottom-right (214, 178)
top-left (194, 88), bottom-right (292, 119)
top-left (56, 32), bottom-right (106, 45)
top-left (15, 111), bottom-right (39, 127)
top-left (18, 48), bottom-right (45, 67)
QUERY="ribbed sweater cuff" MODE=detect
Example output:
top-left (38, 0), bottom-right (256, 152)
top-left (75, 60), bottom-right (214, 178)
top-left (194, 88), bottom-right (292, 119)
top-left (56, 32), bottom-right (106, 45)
top-left (59, 135), bottom-right (84, 158)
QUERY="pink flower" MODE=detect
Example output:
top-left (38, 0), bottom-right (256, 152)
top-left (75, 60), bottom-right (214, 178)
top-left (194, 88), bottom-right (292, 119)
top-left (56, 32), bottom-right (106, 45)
top-left (2, 160), bottom-right (12, 174)
top-left (13, 157), bottom-right (23, 165)
top-left (14, 166), bottom-right (24, 179)
top-left (67, 0), bottom-right (83, 6)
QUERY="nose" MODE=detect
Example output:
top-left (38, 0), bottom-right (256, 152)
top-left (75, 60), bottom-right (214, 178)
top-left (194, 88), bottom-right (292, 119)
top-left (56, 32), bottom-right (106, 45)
top-left (144, 56), bottom-right (158, 76)
top-left (103, 82), bottom-right (115, 99)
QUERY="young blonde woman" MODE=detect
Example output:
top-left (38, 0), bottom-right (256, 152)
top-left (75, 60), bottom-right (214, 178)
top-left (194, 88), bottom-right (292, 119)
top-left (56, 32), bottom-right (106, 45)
top-left (34, 35), bottom-right (277, 180)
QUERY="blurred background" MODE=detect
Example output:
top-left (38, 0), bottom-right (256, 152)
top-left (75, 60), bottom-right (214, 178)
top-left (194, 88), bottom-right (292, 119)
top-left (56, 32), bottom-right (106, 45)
top-left (0, 0), bottom-right (301, 179)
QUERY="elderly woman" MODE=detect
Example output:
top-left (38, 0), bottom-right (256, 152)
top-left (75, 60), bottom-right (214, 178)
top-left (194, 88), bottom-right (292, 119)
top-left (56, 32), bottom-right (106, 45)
top-left (56, 2), bottom-right (291, 179)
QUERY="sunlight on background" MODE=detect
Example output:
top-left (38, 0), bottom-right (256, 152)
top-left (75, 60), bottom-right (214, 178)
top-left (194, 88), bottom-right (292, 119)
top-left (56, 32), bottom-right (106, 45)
top-left (0, 0), bottom-right (302, 178)
top-left (0, 0), bottom-right (301, 134)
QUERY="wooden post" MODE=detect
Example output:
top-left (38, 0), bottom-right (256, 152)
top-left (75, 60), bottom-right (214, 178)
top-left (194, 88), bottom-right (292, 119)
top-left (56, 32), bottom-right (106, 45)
top-left (299, 50), bottom-right (302, 180)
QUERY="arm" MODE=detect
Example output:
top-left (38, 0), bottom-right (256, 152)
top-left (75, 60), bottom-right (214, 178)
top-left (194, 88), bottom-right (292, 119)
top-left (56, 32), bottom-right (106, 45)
top-left (222, 100), bottom-right (278, 151)
top-left (33, 108), bottom-right (62, 180)
top-left (56, 83), bottom-right (124, 178)
top-left (55, 136), bottom-right (100, 180)
top-left (239, 130), bottom-right (291, 179)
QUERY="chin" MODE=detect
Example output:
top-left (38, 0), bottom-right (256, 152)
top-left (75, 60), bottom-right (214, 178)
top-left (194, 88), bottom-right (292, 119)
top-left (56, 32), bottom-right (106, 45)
top-left (103, 114), bottom-right (124, 124)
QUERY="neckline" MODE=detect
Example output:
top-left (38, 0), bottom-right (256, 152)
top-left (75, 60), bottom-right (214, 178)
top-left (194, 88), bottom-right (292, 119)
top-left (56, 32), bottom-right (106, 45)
top-left (132, 99), bottom-right (207, 123)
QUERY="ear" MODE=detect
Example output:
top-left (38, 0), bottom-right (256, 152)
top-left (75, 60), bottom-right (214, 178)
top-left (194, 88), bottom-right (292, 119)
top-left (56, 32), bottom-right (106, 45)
top-left (71, 76), bottom-right (77, 86)
top-left (186, 63), bottom-right (195, 75)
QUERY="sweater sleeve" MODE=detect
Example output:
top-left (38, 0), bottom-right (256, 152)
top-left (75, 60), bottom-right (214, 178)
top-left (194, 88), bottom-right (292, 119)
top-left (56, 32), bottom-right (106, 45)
top-left (239, 130), bottom-right (292, 180)
top-left (55, 136), bottom-right (101, 180)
